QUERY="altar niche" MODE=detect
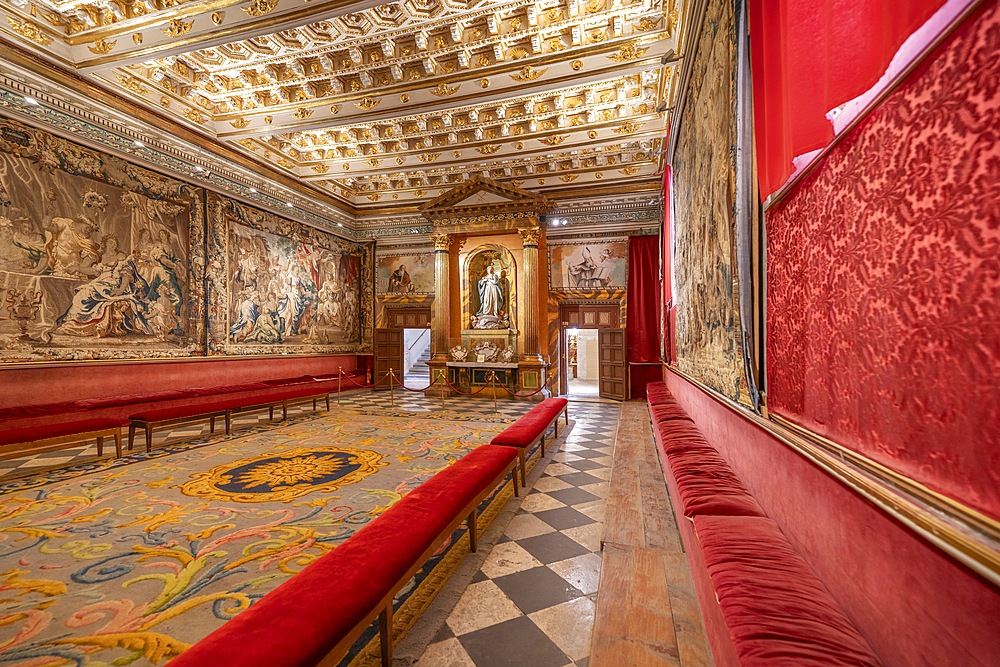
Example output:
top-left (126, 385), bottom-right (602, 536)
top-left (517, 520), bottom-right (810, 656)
top-left (465, 245), bottom-right (516, 332)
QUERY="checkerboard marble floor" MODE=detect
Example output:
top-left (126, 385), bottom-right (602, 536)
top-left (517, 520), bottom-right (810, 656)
top-left (415, 399), bottom-right (621, 667)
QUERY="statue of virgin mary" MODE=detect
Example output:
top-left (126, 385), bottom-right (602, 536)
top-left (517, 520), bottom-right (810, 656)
top-left (474, 265), bottom-right (506, 329)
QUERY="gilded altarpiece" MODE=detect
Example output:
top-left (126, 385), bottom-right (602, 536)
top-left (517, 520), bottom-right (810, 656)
top-left (205, 194), bottom-right (372, 356)
top-left (670, 0), bottom-right (750, 401)
top-left (0, 118), bottom-right (205, 362)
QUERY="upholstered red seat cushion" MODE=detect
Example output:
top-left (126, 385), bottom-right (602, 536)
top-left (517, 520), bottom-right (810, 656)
top-left (694, 515), bottom-right (882, 666)
top-left (0, 418), bottom-right (123, 447)
top-left (649, 403), bottom-right (694, 423)
top-left (491, 412), bottom-right (551, 447)
top-left (169, 445), bottom-right (515, 667)
top-left (537, 397), bottom-right (568, 417)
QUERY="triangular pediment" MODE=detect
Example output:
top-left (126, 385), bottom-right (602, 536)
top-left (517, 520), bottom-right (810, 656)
top-left (420, 175), bottom-right (549, 218)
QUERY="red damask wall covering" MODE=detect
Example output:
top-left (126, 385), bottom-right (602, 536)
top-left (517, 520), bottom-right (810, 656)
top-left (767, 1), bottom-right (1000, 519)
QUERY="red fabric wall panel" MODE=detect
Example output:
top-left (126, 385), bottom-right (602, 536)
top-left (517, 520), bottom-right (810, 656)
top-left (665, 372), bottom-right (1000, 667)
top-left (766, 1), bottom-right (1000, 520)
top-left (749, 0), bottom-right (946, 197)
top-left (626, 235), bottom-right (662, 364)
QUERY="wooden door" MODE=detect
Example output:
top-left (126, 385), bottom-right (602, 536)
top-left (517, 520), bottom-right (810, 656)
top-left (598, 328), bottom-right (627, 400)
top-left (373, 328), bottom-right (403, 391)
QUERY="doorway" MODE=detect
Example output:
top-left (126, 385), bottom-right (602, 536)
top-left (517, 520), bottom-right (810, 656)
top-left (402, 328), bottom-right (432, 389)
top-left (565, 328), bottom-right (600, 397)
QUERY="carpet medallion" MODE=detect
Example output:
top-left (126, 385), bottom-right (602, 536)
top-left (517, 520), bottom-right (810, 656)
top-left (0, 408), bottom-right (515, 666)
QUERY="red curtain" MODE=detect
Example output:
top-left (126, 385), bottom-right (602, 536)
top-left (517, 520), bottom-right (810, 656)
top-left (749, 0), bottom-right (946, 199)
top-left (627, 235), bottom-right (661, 364)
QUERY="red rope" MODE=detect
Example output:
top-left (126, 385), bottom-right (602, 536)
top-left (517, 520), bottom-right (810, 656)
top-left (390, 372), bottom-right (440, 393)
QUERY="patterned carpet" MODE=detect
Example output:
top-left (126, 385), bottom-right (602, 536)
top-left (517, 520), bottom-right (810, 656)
top-left (0, 400), bottom-right (533, 666)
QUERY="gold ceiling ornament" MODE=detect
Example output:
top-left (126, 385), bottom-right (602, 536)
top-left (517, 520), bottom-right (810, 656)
top-left (311, 164), bottom-right (330, 173)
top-left (453, 151), bottom-right (461, 158)
top-left (588, 130), bottom-right (598, 139)
top-left (330, 105), bottom-right (339, 114)
top-left (230, 118), bottom-right (251, 129)
top-left (479, 78), bottom-right (490, 89)
top-left (476, 144), bottom-right (502, 155)
top-left (608, 41), bottom-right (650, 62)
top-left (400, 93), bottom-right (410, 103)
top-left (429, 82), bottom-right (459, 97)
top-left (7, 18), bottom-right (52, 45)
top-left (292, 108), bottom-right (313, 120)
top-left (418, 153), bottom-right (441, 163)
top-left (392, 193), bottom-right (399, 200)
top-left (242, 0), bottom-right (279, 17)
top-left (585, 0), bottom-right (607, 11)
top-left (415, 189), bottom-right (425, 197)
top-left (162, 19), bottom-right (193, 38)
top-left (366, 158), bottom-right (382, 167)
top-left (511, 179), bottom-right (524, 187)
top-left (595, 172), bottom-right (604, 179)
top-left (571, 60), bottom-right (583, 71)
top-left (559, 174), bottom-right (579, 183)
top-left (356, 97), bottom-right (380, 110)
top-left (132, 33), bottom-right (142, 45)
top-left (212, 12), bottom-right (224, 25)
top-left (614, 121), bottom-right (642, 134)
top-left (343, 164), bottom-right (350, 170)
top-left (116, 74), bottom-right (150, 95)
top-left (396, 157), bottom-right (405, 165)
top-left (183, 108), bottom-right (206, 123)
top-left (538, 134), bottom-right (569, 147)
top-left (367, 194), bottom-right (381, 201)
top-left (160, 97), bottom-right (171, 107)
top-left (538, 179), bottom-right (545, 185)
top-left (277, 157), bottom-right (293, 168)
top-left (510, 65), bottom-right (546, 82)
top-left (619, 166), bottom-right (641, 175)
top-left (264, 116), bottom-right (273, 124)
top-left (515, 141), bottom-right (524, 149)
top-left (634, 17), bottom-right (662, 32)
top-left (588, 29), bottom-right (607, 43)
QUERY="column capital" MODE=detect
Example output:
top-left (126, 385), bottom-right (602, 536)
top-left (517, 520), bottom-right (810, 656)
top-left (518, 227), bottom-right (541, 247)
top-left (430, 233), bottom-right (453, 251)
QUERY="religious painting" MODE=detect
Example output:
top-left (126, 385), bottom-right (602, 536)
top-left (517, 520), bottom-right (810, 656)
top-left (376, 252), bottom-right (434, 294)
top-left (548, 240), bottom-right (627, 289)
top-left (465, 245), bottom-right (516, 330)
top-left (0, 118), bottom-right (204, 363)
top-left (670, 0), bottom-right (750, 402)
top-left (206, 195), bottom-right (372, 355)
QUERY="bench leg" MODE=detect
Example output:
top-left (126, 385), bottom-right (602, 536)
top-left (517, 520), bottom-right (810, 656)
top-left (282, 402), bottom-right (288, 420)
top-left (209, 416), bottom-right (216, 433)
top-left (379, 605), bottom-right (393, 667)
top-left (468, 509), bottom-right (478, 553)
top-left (554, 420), bottom-right (558, 438)
top-left (113, 429), bottom-right (122, 458)
top-left (511, 468), bottom-right (519, 497)
top-left (519, 449), bottom-right (526, 487)
top-left (224, 412), bottom-right (231, 435)
top-left (564, 406), bottom-right (569, 424)
top-left (128, 423), bottom-right (135, 451)
top-left (145, 424), bottom-right (153, 453)
top-left (540, 433), bottom-right (546, 457)
top-left (313, 397), bottom-right (318, 411)
top-left (325, 393), bottom-right (331, 411)
top-left (269, 405), bottom-right (274, 420)
top-left (96, 435), bottom-right (104, 457)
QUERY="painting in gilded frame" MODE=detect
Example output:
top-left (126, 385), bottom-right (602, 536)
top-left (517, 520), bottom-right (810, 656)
top-left (376, 252), bottom-right (434, 294)
top-left (548, 240), bottom-right (627, 290)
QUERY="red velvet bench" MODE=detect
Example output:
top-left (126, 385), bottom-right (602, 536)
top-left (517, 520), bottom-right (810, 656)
top-left (0, 418), bottom-right (123, 461)
top-left (695, 515), bottom-right (883, 667)
top-left (168, 444), bottom-right (519, 667)
top-left (128, 385), bottom-right (334, 452)
top-left (491, 397), bottom-right (569, 485)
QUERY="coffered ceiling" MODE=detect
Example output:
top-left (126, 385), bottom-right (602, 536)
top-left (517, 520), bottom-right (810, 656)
top-left (0, 0), bottom-right (680, 214)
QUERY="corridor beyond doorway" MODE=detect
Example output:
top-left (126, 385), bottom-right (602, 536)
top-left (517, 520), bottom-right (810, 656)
top-left (566, 328), bottom-right (599, 398)
top-left (403, 328), bottom-right (431, 390)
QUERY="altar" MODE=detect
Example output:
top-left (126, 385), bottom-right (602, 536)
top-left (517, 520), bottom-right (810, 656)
top-left (445, 362), bottom-right (519, 397)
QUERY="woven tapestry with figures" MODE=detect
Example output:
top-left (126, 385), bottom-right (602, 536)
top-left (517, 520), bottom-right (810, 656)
top-left (0, 409), bottom-right (514, 665)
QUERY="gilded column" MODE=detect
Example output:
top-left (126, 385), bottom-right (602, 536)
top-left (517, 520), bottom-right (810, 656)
top-left (430, 232), bottom-right (453, 361)
top-left (518, 226), bottom-right (543, 361)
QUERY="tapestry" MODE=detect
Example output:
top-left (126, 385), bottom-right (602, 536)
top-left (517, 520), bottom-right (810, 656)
top-left (670, 0), bottom-right (748, 401)
top-left (205, 194), bottom-right (373, 355)
top-left (766, 1), bottom-right (1000, 520)
top-left (375, 252), bottom-right (434, 294)
top-left (548, 240), bottom-right (627, 289)
top-left (0, 118), bottom-right (204, 363)
top-left (0, 408), bottom-right (513, 665)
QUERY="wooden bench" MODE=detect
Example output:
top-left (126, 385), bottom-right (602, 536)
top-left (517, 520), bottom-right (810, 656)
top-left (491, 397), bottom-right (569, 485)
top-left (168, 444), bottom-right (519, 667)
top-left (128, 385), bottom-right (334, 452)
top-left (0, 418), bottom-right (123, 461)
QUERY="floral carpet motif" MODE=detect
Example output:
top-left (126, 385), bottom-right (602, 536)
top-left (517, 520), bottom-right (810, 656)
top-left (0, 409), bottom-right (510, 665)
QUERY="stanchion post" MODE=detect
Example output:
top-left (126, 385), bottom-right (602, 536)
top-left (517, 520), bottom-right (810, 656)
top-left (491, 371), bottom-right (497, 414)
top-left (438, 369), bottom-right (445, 409)
top-left (337, 366), bottom-right (342, 406)
top-left (389, 368), bottom-right (395, 408)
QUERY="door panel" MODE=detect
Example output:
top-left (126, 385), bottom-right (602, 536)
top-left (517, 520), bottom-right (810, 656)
top-left (598, 328), bottom-right (627, 400)
top-left (373, 328), bottom-right (404, 391)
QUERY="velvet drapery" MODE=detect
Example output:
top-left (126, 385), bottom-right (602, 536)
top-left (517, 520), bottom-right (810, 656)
top-left (748, 0), bottom-right (947, 199)
top-left (627, 234), bottom-right (663, 397)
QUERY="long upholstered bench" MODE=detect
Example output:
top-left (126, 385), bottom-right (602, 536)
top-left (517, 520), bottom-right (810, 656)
top-left (167, 444), bottom-right (519, 667)
top-left (644, 381), bottom-right (883, 667)
top-left (491, 397), bottom-right (569, 485)
top-left (0, 418), bottom-right (124, 462)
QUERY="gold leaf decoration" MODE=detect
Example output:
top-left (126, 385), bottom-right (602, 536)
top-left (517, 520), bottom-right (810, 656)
top-left (356, 97), bottom-right (380, 110)
top-left (230, 118), bottom-right (251, 129)
top-left (619, 166), bottom-right (641, 176)
top-left (510, 65), bottom-right (546, 82)
top-left (608, 41), bottom-right (650, 62)
top-left (429, 83), bottom-right (459, 97)
top-left (292, 107), bottom-right (313, 120)
top-left (8, 18), bottom-right (52, 45)
top-left (538, 134), bottom-right (569, 147)
top-left (212, 12), bottom-right (224, 25)
top-left (311, 165), bottom-right (330, 173)
top-left (418, 153), bottom-right (441, 163)
top-left (242, 0), bottom-right (278, 17)
top-left (116, 75), bottom-right (149, 95)
top-left (367, 193), bottom-right (381, 201)
top-left (508, 47), bottom-right (529, 59)
top-left (366, 158), bottom-right (381, 167)
top-left (588, 29), bottom-right (607, 43)
top-left (87, 38), bottom-right (116, 54)
top-left (511, 179), bottom-right (524, 187)
top-left (183, 109), bottom-right (206, 123)
top-left (614, 121), bottom-right (642, 134)
top-left (343, 164), bottom-right (350, 170)
top-left (476, 144), bottom-right (502, 155)
top-left (160, 97), bottom-right (171, 108)
top-left (479, 78), bottom-right (490, 89)
top-left (400, 93), bottom-right (410, 103)
top-left (276, 157), bottom-right (293, 168)
top-left (162, 19), bottom-right (193, 37)
top-left (515, 141), bottom-right (524, 149)
top-left (396, 157), bottom-right (405, 165)
top-left (414, 189), bottom-right (425, 197)
top-left (585, 0), bottom-right (607, 11)
top-left (588, 130), bottom-right (598, 139)
top-left (595, 172), bottom-right (604, 179)
top-left (264, 115), bottom-right (273, 124)
top-left (330, 105), bottom-right (339, 114)
top-left (634, 17), bottom-right (662, 32)
top-left (132, 33), bottom-right (142, 45)
top-left (559, 174), bottom-right (579, 183)
top-left (571, 60), bottom-right (583, 71)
